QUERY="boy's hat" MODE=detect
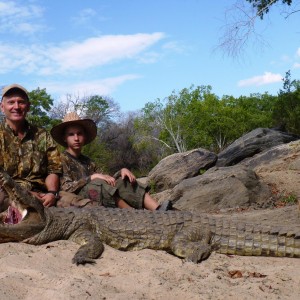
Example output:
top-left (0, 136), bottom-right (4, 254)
top-left (50, 112), bottom-right (97, 147)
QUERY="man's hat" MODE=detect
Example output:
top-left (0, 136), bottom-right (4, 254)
top-left (1, 84), bottom-right (29, 100)
top-left (50, 112), bottom-right (97, 147)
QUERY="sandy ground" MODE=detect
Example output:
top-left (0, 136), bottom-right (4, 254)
top-left (0, 205), bottom-right (299, 300)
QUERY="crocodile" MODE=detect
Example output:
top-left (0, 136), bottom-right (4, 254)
top-left (0, 170), bottom-right (299, 265)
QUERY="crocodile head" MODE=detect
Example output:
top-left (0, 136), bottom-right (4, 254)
top-left (0, 170), bottom-right (46, 242)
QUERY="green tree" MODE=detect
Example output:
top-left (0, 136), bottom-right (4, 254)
top-left (272, 71), bottom-right (300, 133)
top-left (135, 86), bottom-right (214, 153)
top-left (182, 90), bottom-right (273, 151)
top-left (27, 88), bottom-right (55, 129)
top-left (233, 93), bottom-right (274, 130)
top-left (76, 95), bottom-right (120, 127)
top-left (136, 84), bottom-right (276, 158)
top-left (83, 136), bottom-right (111, 173)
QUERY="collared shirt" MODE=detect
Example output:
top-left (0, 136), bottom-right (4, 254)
top-left (60, 151), bottom-right (102, 193)
top-left (0, 121), bottom-right (62, 191)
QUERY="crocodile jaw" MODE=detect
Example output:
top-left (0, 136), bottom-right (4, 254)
top-left (0, 204), bottom-right (45, 242)
top-left (1, 206), bottom-right (27, 224)
top-left (0, 170), bottom-right (46, 242)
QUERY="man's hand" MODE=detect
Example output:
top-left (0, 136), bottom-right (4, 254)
top-left (41, 193), bottom-right (57, 207)
top-left (30, 191), bottom-right (57, 207)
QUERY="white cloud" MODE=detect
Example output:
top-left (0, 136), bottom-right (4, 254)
top-left (0, 33), bottom-right (165, 75)
top-left (238, 72), bottom-right (283, 87)
top-left (51, 33), bottom-right (165, 72)
top-left (0, 0), bottom-right (44, 35)
top-left (42, 74), bottom-right (140, 99)
top-left (0, 44), bottom-right (49, 74)
top-left (297, 48), bottom-right (300, 57)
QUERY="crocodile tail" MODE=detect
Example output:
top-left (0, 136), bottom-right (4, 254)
top-left (210, 219), bottom-right (300, 258)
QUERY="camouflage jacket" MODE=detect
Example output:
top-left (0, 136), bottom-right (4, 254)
top-left (0, 121), bottom-right (62, 191)
top-left (60, 151), bottom-right (102, 193)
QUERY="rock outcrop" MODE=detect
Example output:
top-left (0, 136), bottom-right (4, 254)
top-left (148, 128), bottom-right (300, 213)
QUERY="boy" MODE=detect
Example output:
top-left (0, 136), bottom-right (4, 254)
top-left (51, 112), bottom-right (172, 210)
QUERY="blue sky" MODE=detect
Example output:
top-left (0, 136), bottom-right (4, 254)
top-left (1, 0), bottom-right (300, 112)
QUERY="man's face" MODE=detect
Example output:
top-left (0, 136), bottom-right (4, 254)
top-left (64, 124), bottom-right (86, 151)
top-left (1, 92), bottom-right (30, 123)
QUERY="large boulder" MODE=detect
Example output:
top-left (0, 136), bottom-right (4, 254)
top-left (148, 148), bottom-right (217, 193)
top-left (168, 165), bottom-right (272, 212)
top-left (216, 128), bottom-right (299, 167)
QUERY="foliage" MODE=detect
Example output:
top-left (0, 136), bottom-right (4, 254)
top-left (75, 95), bottom-right (120, 127)
top-left (246, 0), bottom-right (293, 19)
top-left (272, 71), bottom-right (300, 134)
top-left (279, 192), bottom-right (298, 204)
top-left (82, 137), bottom-right (111, 174)
top-left (86, 114), bottom-right (153, 176)
top-left (135, 85), bottom-right (275, 155)
top-left (27, 88), bottom-right (55, 129)
top-left (148, 179), bottom-right (157, 194)
top-left (136, 86), bottom-right (216, 153)
top-left (50, 94), bottom-right (120, 127)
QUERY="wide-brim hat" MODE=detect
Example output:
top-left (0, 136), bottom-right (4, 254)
top-left (1, 83), bottom-right (29, 100)
top-left (50, 112), bottom-right (97, 147)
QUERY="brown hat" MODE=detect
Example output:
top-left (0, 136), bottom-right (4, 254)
top-left (50, 112), bottom-right (97, 147)
top-left (1, 84), bottom-right (29, 100)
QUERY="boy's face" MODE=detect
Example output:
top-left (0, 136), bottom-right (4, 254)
top-left (64, 124), bottom-right (86, 151)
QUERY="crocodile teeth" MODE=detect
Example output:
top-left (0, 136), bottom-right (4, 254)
top-left (4, 206), bottom-right (24, 224)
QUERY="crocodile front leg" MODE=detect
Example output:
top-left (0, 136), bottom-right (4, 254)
top-left (69, 229), bottom-right (105, 265)
top-left (170, 224), bottom-right (212, 263)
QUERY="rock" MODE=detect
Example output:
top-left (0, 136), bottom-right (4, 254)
top-left (148, 148), bottom-right (217, 193)
top-left (216, 128), bottom-right (299, 167)
top-left (145, 130), bottom-right (300, 213)
top-left (167, 165), bottom-right (272, 212)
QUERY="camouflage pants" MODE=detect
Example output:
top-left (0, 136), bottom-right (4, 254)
top-left (57, 178), bottom-right (147, 209)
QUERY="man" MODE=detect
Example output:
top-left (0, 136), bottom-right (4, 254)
top-left (0, 84), bottom-right (62, 211)
top-left (51, 112), bottom-right (172, 210)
